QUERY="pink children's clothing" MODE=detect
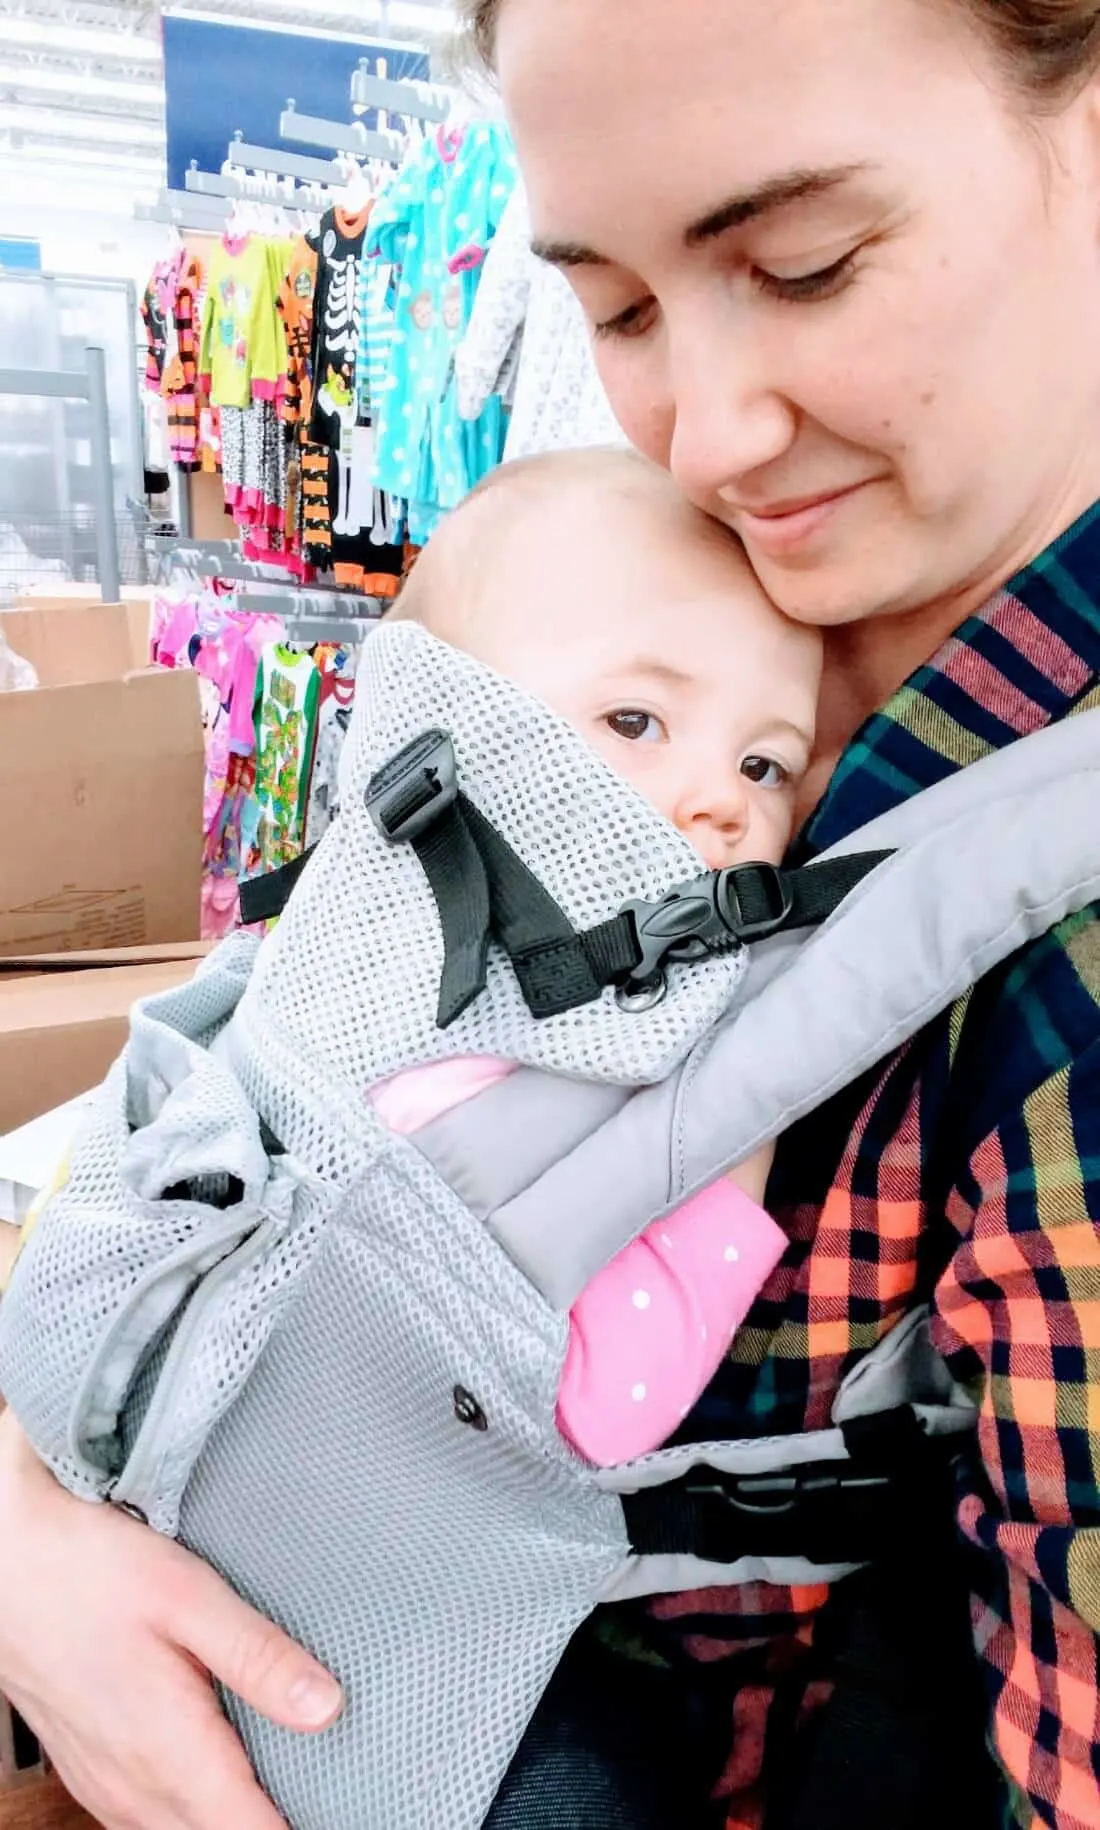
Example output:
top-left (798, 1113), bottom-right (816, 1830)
top-left (370, 1057), bottom-right (787, 1468)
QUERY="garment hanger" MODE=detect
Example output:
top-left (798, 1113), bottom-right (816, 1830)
top-left (225, 191), bottom-right (248, 240)
top-left (337, 157), bottom-right (374, 215)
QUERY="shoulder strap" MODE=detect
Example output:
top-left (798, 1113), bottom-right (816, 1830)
top-left (490, 748), bottom-right (1100, 1309)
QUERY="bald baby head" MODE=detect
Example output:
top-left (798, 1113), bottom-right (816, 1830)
top-left (392, 447), bottom-right (743, 646)
top-left (390, 447), bottom-right (822, 872)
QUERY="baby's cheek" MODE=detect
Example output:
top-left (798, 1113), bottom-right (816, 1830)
top-left (752, 793), bottom-right (797, 865)
top-left (590, 732), bottom-right (672, 814)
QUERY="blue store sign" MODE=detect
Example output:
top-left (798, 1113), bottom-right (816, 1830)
top-left (163, 12), bottom-right (430, 192)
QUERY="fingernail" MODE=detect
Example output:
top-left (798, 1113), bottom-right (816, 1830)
top-left (288, 1671), bottom-right (342, 1726)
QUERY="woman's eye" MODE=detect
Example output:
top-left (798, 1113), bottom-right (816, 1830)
top-left (606, 709), bottom-right (664, 743)
top-left (753, 250), bottom-right (858, 305)
top-left (593, 296), bottom-right (658, 342)
top-left (741, 755), bottom-right (789, 788)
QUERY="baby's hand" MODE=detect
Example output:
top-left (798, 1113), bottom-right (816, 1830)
top-left (728, 1140), bottom-right (776, 1209)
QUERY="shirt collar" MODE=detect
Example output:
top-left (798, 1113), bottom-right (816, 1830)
top-left (798, 496), bottom-right (1100, 857)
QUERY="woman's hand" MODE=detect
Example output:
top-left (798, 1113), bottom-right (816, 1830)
top-left (0, 1411), bottom-right (343, 1829)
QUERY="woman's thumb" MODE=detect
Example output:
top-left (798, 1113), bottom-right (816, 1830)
top-left (174, 1551), bottom-right (344, 1732)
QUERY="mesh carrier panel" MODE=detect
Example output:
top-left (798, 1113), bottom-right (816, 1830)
top-left (180, 1143), bottom-right (628, 1830)
top-left (0, 632), bottom-right (755, 1828)
top-left (229, 622), bottom-right (746, 1142)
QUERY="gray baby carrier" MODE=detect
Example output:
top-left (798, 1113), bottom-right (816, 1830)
top-left (1, 622), bottom-right (1097, 1830)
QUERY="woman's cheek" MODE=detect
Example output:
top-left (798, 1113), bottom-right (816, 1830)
top-left (593, 341), bottom-right (671, 464)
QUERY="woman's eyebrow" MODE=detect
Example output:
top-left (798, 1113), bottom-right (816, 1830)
top-left (684, 164), bottom-right (872, 246)
top-left (532, 163), bottom-right (873, 270)
top-left (531, 236), bottom-right (609, 269)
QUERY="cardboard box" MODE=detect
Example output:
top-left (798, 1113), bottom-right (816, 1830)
top-left (10, 589), bottom-right (154, 669)
top-left (14, 586), bottom-right (154, 604)
top-left (0, 941), bottom-right (211, 976)
top-left (0, 605), bottom-right (203, 958)
top-left (1, 603), bottom-right (148, 684)
top-left (0, 948), bottom-right (205, 1135)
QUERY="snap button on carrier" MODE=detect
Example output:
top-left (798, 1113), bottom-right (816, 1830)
top-left (453, 1385), bottom-right (488, 1432)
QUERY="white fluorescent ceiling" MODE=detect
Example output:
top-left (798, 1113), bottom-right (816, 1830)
top-left (0, 19), bottom-right (164, 61)
top-left (3, 141), bottom-right (165, 174)
top-left (0, 103), bottom-right (166, 145)
top-left (0, 65), bottom-right (166, 106)
top-left (0, 0), bottom-right (458, 224)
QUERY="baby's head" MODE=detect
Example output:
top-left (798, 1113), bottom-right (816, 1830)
top-left (392, 449), bottom-right (822, 870)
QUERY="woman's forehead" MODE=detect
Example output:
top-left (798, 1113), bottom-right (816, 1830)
top-left (497, 0), bottom-right (999, 248)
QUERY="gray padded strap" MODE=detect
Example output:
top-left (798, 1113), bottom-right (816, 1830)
top-left (730, 705), bottom-right (1100, 1008)
top-left (411, 1069), bottom-right (630, 1218)
top-left (490, 729), bottom-right (1100, 1309)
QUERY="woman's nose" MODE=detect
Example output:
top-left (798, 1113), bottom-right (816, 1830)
top-left (666, 318), bottom-right (796, 509)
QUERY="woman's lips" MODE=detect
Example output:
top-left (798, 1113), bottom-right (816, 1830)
top-left (733, 482), bottom-right (873, 556)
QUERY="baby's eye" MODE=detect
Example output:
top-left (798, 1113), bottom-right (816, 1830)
top-left (606, 709), bottom-right (665, 743)
top-left (741, 755), bottom-right (789, 789)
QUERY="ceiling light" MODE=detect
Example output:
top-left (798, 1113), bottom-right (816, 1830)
top-left (0, 65), bottom-right (165, 106)
top-left (4, 172), bottom-right (162, 216)
top-left (0, 104), bottom-right (164, 145)
top-left (2, 141), bottom-right (164, 175)
top-left (0, 18), bottom-right (163, 62)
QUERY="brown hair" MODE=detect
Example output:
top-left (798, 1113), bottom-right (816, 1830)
top-left (457, 0), bottom-right (1100, 101)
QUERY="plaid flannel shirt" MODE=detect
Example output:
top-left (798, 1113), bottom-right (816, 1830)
top-left (640, 502), bottom-right (1100, 1830)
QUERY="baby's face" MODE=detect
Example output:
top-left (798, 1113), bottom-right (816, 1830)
top-left (459, 494), bottom-right (822, 871)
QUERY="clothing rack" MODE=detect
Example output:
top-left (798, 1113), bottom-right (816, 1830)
top-left (156, 537), bottom-right (290, 584)
top-left (135, 190), bottom-right (230, 231)
top-left (242, 592), bottom-right (384, 645)
top-left (184, 166), bottom-right (286, 202)
top-left (279, 103), bottom-right (405, 166)
top-left (0, 346), bottom-right (120, 601)
top-left (157, 539), bottom-right (388, 623)
top-left (348, 66), bottom-right (451, 123)
top-left (226, 136), bottom-right (343, 190)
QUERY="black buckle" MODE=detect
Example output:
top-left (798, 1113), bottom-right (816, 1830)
top-left (366, 729), bottom-right (458, 844)
top-left (626, 1461), bottom-right (902, 1566)
top-left (620, 862), bottom-right (795, 995)
top-left (691, 1456), bottom-right (896, 1559)
top-left (623, 1409), bottom-right (965, 1566)
top-left (717, 862), bottom-right (795, 942)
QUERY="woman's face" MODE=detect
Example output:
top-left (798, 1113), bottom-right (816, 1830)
top-left (497, 0), bottom-right (1100, 628)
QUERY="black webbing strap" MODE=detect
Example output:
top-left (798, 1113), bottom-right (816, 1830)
top-left (240, 731), bottom-right (893, 1025)
top-left (588, 849), bottom-right (894, 1002)
top-left (619, 1407), bottom-right (995, 1830)
top-left (408, 802), bottom-right (494, 1028)
top-left (238, 845), bottom-right (319, 925)
top-left (461, 798), bottom-right (614, 1017)
top-left (765, 1413), bottom-right (998, 1830)
top-left (622, 1407), bottom-right (956, 1569)
top-left (362, 732), bottom-right (896, 1025)
top-left (411, 797), bottom-right (642, 1025)
top-left (741, 851), bottom-right (890, 932)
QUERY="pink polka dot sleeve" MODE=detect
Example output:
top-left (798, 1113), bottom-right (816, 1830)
top-left (369, 1057), bottom-right (787, 1470)
top-left (557, 1180), bottom-right (788, 1467)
